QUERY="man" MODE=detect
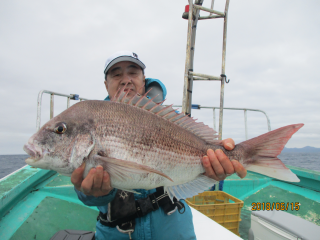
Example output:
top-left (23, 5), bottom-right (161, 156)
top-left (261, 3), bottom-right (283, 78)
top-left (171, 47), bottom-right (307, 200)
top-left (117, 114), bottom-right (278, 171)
top-left (71, 51), bottom-right (247, 240)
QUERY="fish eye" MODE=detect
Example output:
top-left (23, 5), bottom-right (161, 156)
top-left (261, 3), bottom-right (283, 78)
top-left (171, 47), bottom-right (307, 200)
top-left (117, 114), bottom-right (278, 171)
top-left (54, 123), bottom-right (67, 134)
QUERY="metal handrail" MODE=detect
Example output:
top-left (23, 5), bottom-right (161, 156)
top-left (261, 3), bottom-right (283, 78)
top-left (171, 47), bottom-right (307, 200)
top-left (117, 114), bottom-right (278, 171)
top-left (36, 90), bottom-right (89, 130)
top-left (35, 90), bottom-right (271, 140)
top-left (169, 105), bottom-right (271, 140)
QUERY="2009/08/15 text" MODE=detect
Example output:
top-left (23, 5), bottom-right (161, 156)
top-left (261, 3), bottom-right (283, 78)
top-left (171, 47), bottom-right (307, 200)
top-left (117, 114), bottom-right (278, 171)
top-left (251, 202), bottom-right (300, 211)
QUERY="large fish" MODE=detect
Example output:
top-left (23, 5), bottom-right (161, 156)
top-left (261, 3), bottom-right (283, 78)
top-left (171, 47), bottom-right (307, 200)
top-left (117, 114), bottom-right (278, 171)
top-left (23, 86), bottom-right (303, 200)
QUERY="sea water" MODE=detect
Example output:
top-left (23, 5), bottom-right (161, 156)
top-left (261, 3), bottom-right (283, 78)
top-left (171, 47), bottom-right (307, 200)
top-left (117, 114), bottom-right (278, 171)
top-left (278, 152), bottom-right (320, 172)
top-left (0, 154), bottom-right (29, 179)
top-left (0, 153), bottom-right (319, 179)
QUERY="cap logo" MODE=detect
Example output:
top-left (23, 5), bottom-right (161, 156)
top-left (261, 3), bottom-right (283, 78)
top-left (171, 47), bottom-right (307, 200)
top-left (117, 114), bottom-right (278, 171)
top-left (133, 52), bottom-right (138, 59)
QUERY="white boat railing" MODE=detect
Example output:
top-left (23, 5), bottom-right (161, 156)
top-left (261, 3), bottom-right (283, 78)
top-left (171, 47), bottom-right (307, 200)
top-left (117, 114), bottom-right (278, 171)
top-left (36, 90), bottom-right (89, 130)
top-left (36, 90), bottom-right (271, 141)
top-left (169, 104), bottom-right (271, 140)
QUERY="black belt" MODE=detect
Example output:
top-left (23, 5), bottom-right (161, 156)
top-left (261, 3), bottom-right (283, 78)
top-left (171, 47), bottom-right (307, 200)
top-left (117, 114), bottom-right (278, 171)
top-left (98, 187), bottom-right (185, 228)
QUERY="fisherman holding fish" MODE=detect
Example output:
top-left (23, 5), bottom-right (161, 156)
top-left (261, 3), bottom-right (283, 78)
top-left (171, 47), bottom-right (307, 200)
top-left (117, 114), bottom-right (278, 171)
top-left (24, 50), bottom-right (301, 239)
top-left (71, 51), bottom-right (247, 240)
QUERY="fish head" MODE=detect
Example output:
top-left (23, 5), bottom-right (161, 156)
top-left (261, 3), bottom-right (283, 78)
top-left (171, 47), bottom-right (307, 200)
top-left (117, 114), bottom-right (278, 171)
top-left (23, 102), bottom-right (96, 175)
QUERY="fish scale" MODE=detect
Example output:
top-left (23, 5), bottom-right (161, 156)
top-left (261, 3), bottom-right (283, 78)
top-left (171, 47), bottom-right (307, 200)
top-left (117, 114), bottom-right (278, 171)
top-left (24, 86), bottom-right (303, 200)
top-left (92, 103), bottom-right (205, 191)
top-left (114, 100), bottom-right (207, 189)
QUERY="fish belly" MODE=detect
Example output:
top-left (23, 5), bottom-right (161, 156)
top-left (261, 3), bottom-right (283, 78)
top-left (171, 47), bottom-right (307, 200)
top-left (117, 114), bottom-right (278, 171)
top-left (92, 133), bottom-right (206, 190)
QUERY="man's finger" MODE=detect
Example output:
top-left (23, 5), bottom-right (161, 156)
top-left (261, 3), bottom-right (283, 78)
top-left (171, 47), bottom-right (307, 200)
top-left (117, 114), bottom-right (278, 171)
top-left (71, 163), bottom-right (85, 190)
top-left (101, 171), bottom-right (112, 192)
top-left (231, 160), bottom-right (247, 178)
top-left (81, 168), bottom-right (96, 194)
top-left (207, 149), bottom-right (226, 180)
top-left (202, 155), bottom-right (219, 180)
top-left (92, 172), bottom-right (113, 197)
top-left (222, 138), bottom-right (235, 150)
top-left (215, 149), bottom-right (235, 175)
top-left (93, 165), bottom-right (103, 190)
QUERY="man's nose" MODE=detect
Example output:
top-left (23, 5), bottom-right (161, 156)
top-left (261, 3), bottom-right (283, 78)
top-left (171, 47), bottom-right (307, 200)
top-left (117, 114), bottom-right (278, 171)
top-left (120, 75), bottom-right (132, 85)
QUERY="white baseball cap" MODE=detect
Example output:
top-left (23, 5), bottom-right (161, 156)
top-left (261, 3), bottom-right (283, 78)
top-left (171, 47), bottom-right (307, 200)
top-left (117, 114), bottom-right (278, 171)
top-left (104, 51), bottom-right (146, 75)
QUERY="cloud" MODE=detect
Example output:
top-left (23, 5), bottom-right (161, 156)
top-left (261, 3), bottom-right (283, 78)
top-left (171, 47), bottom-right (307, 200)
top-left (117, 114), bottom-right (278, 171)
top-left (0, 0), bottom-right (319, 154)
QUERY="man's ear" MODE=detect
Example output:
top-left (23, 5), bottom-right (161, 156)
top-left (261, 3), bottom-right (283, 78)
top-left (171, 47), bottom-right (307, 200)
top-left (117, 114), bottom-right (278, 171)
top-left (104, 80), bottom-right (108, 91)
top-left (143, 75), bottom-right (146, 84)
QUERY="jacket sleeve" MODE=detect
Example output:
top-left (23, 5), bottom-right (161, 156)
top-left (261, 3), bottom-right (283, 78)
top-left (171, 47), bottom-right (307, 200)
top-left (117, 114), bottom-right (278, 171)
top-left (75, 187), bottom-right (117, 206)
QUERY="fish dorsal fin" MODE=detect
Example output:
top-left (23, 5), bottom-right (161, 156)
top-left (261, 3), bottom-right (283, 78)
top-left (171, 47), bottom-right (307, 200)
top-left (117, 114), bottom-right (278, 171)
top-left (111, 84), bottom-right (218, 144)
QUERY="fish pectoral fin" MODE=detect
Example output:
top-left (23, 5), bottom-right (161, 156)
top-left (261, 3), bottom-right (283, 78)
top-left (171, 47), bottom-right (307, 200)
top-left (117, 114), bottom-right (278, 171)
top-left (164, 175), bottom-right (216, 201)
top-left (93, 155), bottom-right (173, 182)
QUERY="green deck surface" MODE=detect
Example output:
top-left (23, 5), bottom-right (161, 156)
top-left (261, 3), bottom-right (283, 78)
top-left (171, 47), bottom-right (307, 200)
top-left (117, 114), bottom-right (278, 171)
top-left (0, 168), bottom-right (98, 240)
top-left (0, 168), bottom-right (37, 197)
top-left (46, 174), bottom-right (74, 187)
top-left (239, 185), bottom-right (320, 240)
top-left (10, 197), bottom-right (98, 240)
top-left (1, 165), bottom-right (320, 240)
top-left (223, 171), bottom-right (272, 199)
top-left (0, 166), bottom-right (56, 219)
top-left (222, 167), bottom-right (320, 240)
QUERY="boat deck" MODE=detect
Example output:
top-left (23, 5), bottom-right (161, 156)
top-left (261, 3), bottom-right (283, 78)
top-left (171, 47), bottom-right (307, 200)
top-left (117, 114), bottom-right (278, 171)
top-left (0, 165), bottom-right (319, 240)
top-left (0, 166), bottom-right (98, 240)
top-left (223, 166), bottom-right (320, 239)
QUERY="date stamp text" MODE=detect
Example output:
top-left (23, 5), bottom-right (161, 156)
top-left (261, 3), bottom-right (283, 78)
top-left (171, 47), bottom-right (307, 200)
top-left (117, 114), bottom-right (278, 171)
top-left (251, 202), bottom-right (300, 211)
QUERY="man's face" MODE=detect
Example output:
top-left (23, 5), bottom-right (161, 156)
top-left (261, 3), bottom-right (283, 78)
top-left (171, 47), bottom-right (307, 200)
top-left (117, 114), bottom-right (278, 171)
top-left (104, 61), bottom-right (145, 99)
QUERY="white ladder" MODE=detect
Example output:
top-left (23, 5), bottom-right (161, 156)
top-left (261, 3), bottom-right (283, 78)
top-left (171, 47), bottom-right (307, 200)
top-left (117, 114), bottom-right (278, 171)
top-left (182, 0), bottom-right (230, 140)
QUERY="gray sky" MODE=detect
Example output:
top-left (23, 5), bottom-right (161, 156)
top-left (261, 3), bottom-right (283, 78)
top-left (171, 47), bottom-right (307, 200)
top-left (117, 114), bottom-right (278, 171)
top-left (1, 0), bottom-right (319, 154)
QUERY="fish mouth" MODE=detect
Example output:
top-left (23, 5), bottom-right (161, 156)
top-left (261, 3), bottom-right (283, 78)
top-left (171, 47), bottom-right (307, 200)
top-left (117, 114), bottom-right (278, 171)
top-left (23, 144), bottom-right (42, 163)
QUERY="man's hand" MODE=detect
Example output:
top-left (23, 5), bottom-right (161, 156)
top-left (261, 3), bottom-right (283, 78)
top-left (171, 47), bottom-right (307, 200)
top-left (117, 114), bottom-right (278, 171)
top-left (71, 163), bottom-right (113, 197)
top-left (202, 138), bottom-right (247, 181)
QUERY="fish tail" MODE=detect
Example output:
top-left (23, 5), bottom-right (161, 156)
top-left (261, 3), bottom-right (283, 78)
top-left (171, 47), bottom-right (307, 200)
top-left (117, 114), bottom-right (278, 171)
top-left (237, 123), bottom-right (304, 182)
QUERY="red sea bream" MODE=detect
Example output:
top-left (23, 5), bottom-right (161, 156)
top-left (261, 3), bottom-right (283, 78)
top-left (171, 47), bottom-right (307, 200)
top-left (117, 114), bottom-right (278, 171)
top-left (23, 86), bottom-right (303, 200)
